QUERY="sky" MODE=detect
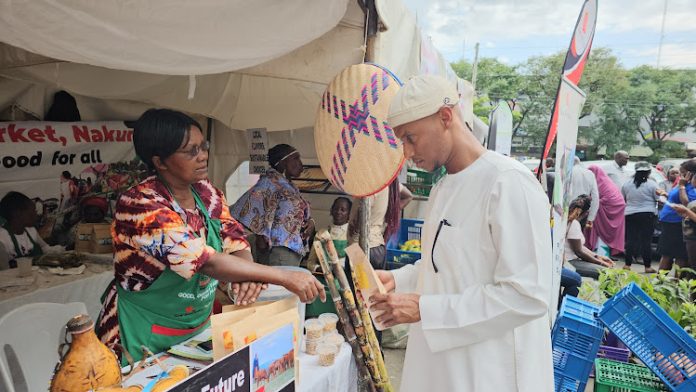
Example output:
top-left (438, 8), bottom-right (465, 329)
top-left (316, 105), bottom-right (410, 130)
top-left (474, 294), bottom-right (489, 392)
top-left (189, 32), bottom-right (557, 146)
top-left (402, 0), bottom-right (696, 69)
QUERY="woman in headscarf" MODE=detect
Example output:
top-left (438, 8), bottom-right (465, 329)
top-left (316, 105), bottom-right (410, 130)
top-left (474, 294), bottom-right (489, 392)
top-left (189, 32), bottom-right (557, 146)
top-left (621, 162), bottom-right (659, 273)
top-left (96, 109), bottom-right (323, 362)
top-left (230, 144), bottom-right (314, 267)
top-left (586, 165), bottom-right (626, 255)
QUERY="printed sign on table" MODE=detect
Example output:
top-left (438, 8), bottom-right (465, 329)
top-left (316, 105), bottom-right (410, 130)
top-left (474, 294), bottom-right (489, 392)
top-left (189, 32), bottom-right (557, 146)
top-left (247, 128), bottom-right (269, 175)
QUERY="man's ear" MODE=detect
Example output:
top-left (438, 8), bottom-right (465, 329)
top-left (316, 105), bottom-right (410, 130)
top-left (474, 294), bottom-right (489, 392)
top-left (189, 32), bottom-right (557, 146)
top-left (152, 156), bottom-right (167, 172)
top-left (439, 106), bottom-right (454, 128)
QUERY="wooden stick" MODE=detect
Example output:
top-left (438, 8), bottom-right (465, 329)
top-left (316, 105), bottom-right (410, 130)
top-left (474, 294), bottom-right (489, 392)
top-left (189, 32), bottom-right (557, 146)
top-left (314, 241), bottom-right (376, 392)
top-left (319, 236), bottom-right (392, 392)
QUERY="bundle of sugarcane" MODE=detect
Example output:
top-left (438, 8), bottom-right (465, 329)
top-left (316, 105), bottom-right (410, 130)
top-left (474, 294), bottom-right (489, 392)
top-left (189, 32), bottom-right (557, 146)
top-left (348, 261), bottom-right (391, 392)
top-left (317, 234), bottom-right (393, 392)
top-left (313, 241), bottom-right (376, 392)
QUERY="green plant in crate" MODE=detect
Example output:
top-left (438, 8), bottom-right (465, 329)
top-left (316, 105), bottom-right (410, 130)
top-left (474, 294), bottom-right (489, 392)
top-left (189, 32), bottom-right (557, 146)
top-left (587, 267), bottom-right (696, 338)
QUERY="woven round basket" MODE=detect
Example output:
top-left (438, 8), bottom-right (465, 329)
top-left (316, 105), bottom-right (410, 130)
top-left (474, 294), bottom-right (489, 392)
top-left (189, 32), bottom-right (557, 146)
top-left (314, 63), bottom-right (404, 197)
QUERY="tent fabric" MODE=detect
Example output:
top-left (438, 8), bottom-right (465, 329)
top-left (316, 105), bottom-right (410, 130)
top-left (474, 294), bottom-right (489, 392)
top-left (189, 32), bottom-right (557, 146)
top-left (0, 0), bottom-right (349, 75)
top-left (0, 2), bottom-right (365, 132)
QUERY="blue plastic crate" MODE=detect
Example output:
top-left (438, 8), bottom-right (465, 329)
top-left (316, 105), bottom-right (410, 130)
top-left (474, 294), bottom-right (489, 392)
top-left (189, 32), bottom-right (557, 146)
top-left (598, 283), bottom-right (696, 392)
top-left (386, 219), bottom-right (423, 265)
top-left (552, 296), bottom-right (605, 392)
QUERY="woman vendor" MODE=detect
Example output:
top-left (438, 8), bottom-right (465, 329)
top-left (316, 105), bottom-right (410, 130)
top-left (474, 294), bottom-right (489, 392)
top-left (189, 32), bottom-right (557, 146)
top-left (230, 144), bottom-right (314, 267)
top-left (96, 109), bottom-right (324, 361)
top-left (0, 191), bottom-right (63, 264)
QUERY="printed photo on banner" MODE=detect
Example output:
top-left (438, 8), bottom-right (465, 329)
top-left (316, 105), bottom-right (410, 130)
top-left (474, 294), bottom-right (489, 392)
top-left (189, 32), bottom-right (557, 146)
top-left (0, 121), bottom-right (147, 251)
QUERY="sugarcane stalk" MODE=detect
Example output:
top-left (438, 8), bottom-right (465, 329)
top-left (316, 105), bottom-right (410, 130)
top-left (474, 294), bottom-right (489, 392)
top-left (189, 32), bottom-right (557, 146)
top-left (313, 241), bottom-right (376, 392)
top-left (349, 262), bottom-right (393, 392)
top-left (319, 236), bottom-right (391, 392)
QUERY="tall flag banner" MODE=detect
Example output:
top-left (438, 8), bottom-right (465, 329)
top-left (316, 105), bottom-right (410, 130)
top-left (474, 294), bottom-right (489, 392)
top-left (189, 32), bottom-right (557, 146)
top-left (487, 100), bottom-right (513, 156)
top-left (537, 0), bottom-right (597, 179)
top-left (549, 77), bottom-right (587, 318)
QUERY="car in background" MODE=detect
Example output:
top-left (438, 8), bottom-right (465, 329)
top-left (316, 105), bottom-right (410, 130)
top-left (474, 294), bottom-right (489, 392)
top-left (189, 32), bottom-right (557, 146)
top-left (521, 158), bottom-right (541, 171)
top-left (582, 160), bottom-right (667, 185)
top-left (657, 158), bottom-right (687, 174)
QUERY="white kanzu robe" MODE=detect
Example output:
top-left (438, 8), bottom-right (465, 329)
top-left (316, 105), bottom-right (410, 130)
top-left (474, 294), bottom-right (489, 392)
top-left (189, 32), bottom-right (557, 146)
top-left (391, 151), bottom-right (554, 392)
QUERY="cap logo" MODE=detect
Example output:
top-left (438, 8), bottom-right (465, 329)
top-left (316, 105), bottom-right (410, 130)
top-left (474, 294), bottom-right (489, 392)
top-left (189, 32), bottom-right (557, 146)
top-left (443, 97), bottom-right (451, 104)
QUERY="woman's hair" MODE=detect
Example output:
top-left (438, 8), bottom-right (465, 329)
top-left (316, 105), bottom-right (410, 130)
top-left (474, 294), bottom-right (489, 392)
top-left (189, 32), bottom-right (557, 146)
top-left (681, 158), bottom-right (696, 174)
top-left (633, 171), bottom-right (650, 188)
top-left (332, 196), bottom-right (352, 211)
top-left (0, 192), bottom-right (33, 221)
top-left (133, 109), bottom-right (202, 172)
top-left (569, 194), bottom-right (591, 214)
top-left (383, 179), bottom-right (401, 242)
top-left (268, 144), bottom-right (297, 169)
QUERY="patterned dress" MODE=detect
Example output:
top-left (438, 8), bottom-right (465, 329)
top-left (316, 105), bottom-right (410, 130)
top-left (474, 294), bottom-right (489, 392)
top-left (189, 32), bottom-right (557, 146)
top-left (97, 176), bottom-right (249, 350)
top-left (230, 169), bottom-right (310, 256)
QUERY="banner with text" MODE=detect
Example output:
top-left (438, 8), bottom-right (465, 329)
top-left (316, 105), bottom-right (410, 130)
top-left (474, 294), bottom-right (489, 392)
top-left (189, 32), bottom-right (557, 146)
top-left (0, 121), bottom-right (138, 201)
top-left (550, 78), bottom-right (587, 318)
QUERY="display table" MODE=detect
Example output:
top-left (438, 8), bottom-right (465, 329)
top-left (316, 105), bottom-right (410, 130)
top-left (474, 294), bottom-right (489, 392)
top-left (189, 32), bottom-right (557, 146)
top-left (298, 341), bottom-right (357, 392)
top-left (0, 261), bottom-right (113, 320)
top-left (123, 338), bottom-right (358, 392)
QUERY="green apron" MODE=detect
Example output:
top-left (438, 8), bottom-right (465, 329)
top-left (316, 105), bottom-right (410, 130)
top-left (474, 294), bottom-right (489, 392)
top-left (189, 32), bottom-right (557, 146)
top-left (5, 227), bottom-right (43, 258)
top-left (116, 189), bottom-right (222, 363)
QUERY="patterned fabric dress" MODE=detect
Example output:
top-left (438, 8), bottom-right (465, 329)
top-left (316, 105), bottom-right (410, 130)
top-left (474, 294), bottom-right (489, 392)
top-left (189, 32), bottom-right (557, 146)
top-left (230, 169), bottom-right (310, 255)
top-left (97, 176), bottom-right (249, 350)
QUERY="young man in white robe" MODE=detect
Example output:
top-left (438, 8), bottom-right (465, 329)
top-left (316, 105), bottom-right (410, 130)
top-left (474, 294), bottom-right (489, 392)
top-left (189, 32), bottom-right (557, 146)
top-left (370, 75), bottom-right (554, 391)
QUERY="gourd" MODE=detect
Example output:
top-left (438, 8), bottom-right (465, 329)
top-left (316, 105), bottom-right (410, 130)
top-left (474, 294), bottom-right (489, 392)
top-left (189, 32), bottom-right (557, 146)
top-left (151, 365), bottom-right (189, 392)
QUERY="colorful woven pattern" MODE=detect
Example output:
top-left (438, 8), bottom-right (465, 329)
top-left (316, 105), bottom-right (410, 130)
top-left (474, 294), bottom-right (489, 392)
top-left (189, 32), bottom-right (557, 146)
top-left (315, 63), bottom-right (404, 197)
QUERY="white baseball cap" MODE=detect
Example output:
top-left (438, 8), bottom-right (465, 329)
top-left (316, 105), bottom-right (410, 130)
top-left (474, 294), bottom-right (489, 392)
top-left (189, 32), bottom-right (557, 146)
top-left (388, 74), bottom-right (460, 128)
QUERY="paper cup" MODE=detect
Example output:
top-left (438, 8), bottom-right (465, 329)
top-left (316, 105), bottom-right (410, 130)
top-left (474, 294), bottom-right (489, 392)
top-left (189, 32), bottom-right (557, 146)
top-left (304, 318), bottom-right (325, 340)
top-left (305, 337), bottom-right (321, 355)
top-left (318, 343), bottom-right (338, 366)
top-left (318, 313), bottom-right (339, 333)
top-left (323, 332), bottom-right (345, 351)
top-left (16, 258), bottom-right (32, 278)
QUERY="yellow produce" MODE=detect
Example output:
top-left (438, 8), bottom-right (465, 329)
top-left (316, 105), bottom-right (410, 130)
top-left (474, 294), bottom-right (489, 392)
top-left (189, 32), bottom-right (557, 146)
top-left (151, 365), bottom-right (190, 392)
top-left (399, 239), bottom-right (421, 252)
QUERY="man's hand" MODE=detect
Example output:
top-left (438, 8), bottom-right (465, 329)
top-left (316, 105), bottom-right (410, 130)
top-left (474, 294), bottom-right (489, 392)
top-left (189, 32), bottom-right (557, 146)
top-left (672, 203), bottom-right (691, 218)
top-left (585, 220), bottom-right (594, 230)
top-left (375, 270), bottom-right (395, 292)
top-left (369, 293), bottom-right (421, 328)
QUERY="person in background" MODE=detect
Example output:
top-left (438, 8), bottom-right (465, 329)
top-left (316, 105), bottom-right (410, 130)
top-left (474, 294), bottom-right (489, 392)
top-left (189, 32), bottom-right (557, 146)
top-left (230, 144), bottom-right (314, 267)
top-left (586, 165), bottom-right (626, 256)
top-left (370, 75), bottom-right (554, 391)
top-left (96, 109), bottom-right (323, 362)
top-left (545, 157), bottom-right (555, 172)
top-left (59, 170), bottom-right (78, 212)
top-left (570, 157), bottom-right (599, 228)
top-left (658, 159), bottom-right (696, 273)
top-left (306, 197), bottom-right (352, 273)
top-left (668, 192), bottom-right (696, 281)
top-left (659, 168), bottom-right (679, 196)
top-left (0, 192), bottom-right (64, 261)
top-left (348, 179), bottom-right (411, 269)
top-left (621, 162), bottom-right (659, 273)
top-left (565, 194), bottom-right (615, 279)
top-left (605, 150), bottom-right (630, 189)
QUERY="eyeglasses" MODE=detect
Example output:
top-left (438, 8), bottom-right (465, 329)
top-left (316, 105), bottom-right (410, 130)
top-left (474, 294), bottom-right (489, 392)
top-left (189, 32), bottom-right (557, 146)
top-left (176, 140), bottom-right (210, 159)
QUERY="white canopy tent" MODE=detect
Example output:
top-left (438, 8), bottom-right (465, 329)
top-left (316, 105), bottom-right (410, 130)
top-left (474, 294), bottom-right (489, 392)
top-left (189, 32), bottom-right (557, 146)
top-left (0, 0), bottom-right (481, 211)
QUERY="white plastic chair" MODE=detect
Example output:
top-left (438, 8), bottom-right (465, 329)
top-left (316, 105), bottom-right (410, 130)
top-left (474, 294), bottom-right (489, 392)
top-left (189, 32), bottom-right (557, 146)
top-left (0, 302), bottom-right (87, 392)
